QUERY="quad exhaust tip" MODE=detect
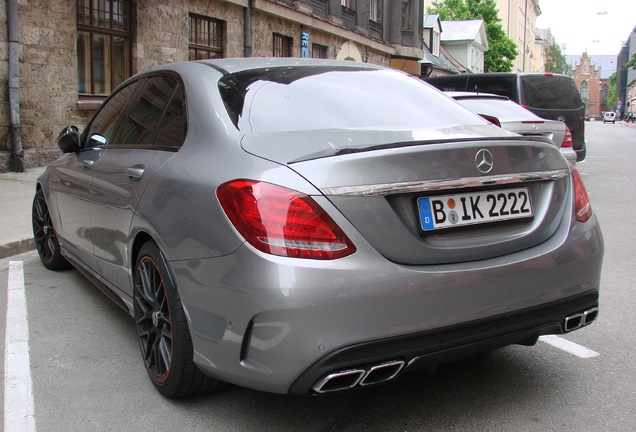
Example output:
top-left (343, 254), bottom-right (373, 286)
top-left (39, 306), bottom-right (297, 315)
top-left (312, 360), bottom-right (405, 394)
top-left (564, 307), bottom-right (598, 332)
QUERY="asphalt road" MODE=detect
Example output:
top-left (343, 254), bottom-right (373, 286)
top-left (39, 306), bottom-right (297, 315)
top-left (2, 120), bottom-right (635, 431)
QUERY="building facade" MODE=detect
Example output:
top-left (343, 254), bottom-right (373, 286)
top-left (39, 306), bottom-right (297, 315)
top-left (439, 20), bottom-right (488, 73)
top-left (495, 0), bottom-right (540, 72)
top-left (570, 52), bottom-right (608, 120)
top-left (532, 27), bottom-right (553, 73)
top-left (616, 26), bottom-right (636, 119)
top-left (1, 0), bottom-right (424, 171)
top-left (627, 79), bottom-right (636, 119)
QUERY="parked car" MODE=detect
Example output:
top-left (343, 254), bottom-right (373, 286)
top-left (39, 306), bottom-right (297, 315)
top-left (424, 73), bottom-right (587, 162)
top-left (447, 92), bottom-right (577, 165)
top-left (33, 58), bottom-right (603, 398)
top-left (603, 111), bottom-right (616, 123)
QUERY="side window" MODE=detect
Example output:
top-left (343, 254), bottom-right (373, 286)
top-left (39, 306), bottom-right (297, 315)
top-left (425, 77), bottom-right (469, 92)
top-left (87, 79), bottom-right (142, 146)
top-left (119, 76), bottom-right (179, 146)
top-left (467, 76), bottom-right (517, 100)
top-left (154, 84), bottom-right (186, 149)
top-left (111, 75), bottom-right (187, 149)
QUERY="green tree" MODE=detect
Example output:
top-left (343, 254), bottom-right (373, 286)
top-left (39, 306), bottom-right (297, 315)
top-left (544, 42), bottom-right (569, 74)
top-left (606, 72), bottom-right (617, 111)
top-left (427, 0), bottom-right (517, 72)
top-left (626, 52), bottom-right (636, 69)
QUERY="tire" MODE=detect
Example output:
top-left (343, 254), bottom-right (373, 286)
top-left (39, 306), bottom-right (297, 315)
top-left (133, 241), bottom-right (224, 398)
top-left (32, 189), bottom-right (72, 270)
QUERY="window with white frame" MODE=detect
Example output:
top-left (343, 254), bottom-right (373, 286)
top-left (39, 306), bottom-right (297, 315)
top-left (369, 0), bottom-right (382, 23)
top-left (341, 0), bottom-right (356, 10)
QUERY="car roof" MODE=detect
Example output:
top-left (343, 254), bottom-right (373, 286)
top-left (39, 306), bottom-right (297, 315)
top-left (144, 58), bottom-right (388, 76)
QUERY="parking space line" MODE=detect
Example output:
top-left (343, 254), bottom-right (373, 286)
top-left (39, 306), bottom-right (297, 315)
top-left (4, 261), bottom-right (36, 432)
top-left (539, 335), bottom-right (600, 358)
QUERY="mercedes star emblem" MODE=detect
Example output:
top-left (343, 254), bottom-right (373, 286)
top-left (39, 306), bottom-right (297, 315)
top-left (475, 149), bottom-right (494, 174)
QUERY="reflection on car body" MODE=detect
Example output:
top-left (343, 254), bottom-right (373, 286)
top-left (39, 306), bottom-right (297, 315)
top-left (33, 59), bottom-right (603, 398)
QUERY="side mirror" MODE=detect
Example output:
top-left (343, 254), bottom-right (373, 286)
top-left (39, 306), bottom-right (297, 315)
top-left (57, 126), bottom-right (81, 153)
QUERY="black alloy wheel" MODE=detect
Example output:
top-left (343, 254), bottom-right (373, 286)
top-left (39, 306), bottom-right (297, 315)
top-left (133, 241), bottom-right (223, 398)
top-left (32, 189), bottom-right (71, 270)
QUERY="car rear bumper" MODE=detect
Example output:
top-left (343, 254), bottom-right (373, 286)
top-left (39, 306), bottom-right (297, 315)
top-left (170, 216), bottom-right (603, 394)
top-left (289, 291), bottom-right (598, 394)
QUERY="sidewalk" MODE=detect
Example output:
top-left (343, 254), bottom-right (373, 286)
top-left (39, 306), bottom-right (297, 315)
top-left (0, 167), bottom-right (45, 259)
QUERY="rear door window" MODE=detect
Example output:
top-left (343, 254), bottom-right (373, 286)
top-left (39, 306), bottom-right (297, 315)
top-left (119, 75), bottom-right (186, 149)
top-left (466, 76), bottom-right (517, 100)
top-left (424, 76), bottom-right (470, 91)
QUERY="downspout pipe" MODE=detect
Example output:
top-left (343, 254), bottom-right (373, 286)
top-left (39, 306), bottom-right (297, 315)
top-left (244, 0), bottom-right (252, 57)
top-left (7, 0), bottom-right (24, 172)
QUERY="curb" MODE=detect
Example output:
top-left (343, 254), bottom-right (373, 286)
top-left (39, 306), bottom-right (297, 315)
top-left (0, 238), bottom-right (35, 260)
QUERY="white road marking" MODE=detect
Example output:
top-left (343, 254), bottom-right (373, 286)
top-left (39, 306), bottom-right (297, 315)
top-left (539, 335), bottom-right (600, 358)
top-left (4, 261), bottom-right (36, 432)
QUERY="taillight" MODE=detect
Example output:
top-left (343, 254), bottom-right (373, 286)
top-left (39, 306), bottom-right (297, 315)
top-left (217, 180), bottom-right (356, 260)
top-left (561, 125), bottom-right (573, 148)
top-left (572, 169), bottom-right (592, 222)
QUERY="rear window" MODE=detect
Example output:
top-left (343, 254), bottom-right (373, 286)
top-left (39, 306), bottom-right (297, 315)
top-left (521, 75), bottom-right (583, 110)
top-left (219, 67), bottom-right (484, 133)
top-left (456, 98), bottom-right (536, 121)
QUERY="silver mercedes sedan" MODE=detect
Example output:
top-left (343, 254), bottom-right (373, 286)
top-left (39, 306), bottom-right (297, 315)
top-left (32, 58), bottom-right (603, 398)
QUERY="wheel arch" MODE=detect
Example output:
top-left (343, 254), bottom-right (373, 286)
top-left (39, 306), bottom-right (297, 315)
top-left (130, 231), bottom-right (177, 290)
top-left (131, 231), bottom-right (156, 271)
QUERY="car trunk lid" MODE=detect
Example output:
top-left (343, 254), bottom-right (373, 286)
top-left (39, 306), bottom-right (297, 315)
top-left (242, 128), bottom-right (571, 265)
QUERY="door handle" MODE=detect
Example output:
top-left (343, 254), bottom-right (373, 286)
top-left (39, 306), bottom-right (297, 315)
top-left (126, 167), bottom-right (145, 180)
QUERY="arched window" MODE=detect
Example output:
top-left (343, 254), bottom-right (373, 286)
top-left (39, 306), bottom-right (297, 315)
top-left (580, 81), bottom-right (589, 102)
top-left (601, 84), bottom-right (608, 106)
top-left (580, 80), bottom-right (589, 116)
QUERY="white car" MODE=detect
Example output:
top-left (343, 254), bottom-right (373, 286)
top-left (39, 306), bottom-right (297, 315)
top-left (603, 111), bottom-right (616, 123)
top-left (447, 92), bottom-right (577, 166)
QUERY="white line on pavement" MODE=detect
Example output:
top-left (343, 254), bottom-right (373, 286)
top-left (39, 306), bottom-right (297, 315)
top-left (4, 261), bottom-right (36, 432)
top-left (539, 335), bottom-right (600, 359)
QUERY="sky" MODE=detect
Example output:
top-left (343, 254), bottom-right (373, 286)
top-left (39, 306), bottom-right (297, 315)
top-left (535, 0), bottom-right (636, 56)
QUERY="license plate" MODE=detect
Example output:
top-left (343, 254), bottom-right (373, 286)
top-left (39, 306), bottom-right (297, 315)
top-left (417, 188), bottom-right (533, 231)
